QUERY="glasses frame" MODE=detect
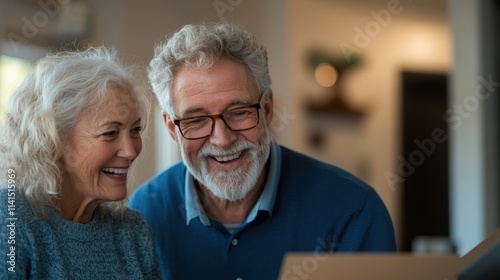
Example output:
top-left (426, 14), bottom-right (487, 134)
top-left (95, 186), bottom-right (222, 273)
top-left (173, 102), bottom-right (262, 140)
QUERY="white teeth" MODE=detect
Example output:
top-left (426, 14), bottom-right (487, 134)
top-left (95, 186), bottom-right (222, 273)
top-left (214, 153), bottom-right (241, 162)
top-left (102, 168), bottom-right (128, 175)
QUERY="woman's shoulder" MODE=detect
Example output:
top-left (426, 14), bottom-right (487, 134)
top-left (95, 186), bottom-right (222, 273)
top-left (103, 207), bottom-right (150, 228)
top-left (121, 207), bottom-right (149, 223)
top-left (102, 208), bottom-right (154, 244)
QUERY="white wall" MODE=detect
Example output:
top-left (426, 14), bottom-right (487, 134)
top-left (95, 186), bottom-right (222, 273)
top-left (448, 0), bottom-right (492, 255)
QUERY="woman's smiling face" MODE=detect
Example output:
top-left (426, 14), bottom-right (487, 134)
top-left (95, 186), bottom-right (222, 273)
top-left (61, 87), bottom-right (143, 203)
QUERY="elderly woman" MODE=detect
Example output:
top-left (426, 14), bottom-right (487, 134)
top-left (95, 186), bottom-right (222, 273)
top-left (0, 47), bottom-right (159, 279)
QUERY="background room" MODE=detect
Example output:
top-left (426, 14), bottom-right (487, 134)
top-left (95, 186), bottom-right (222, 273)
top-left (0, 0), bottom-right (498, 256)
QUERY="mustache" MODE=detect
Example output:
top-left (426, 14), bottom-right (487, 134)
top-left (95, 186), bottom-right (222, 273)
top-left (199, 140), bottom-right (256, 157)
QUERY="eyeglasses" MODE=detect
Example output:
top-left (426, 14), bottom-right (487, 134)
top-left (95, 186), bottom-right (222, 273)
top-left (173, 102), bottom-right (261, 140)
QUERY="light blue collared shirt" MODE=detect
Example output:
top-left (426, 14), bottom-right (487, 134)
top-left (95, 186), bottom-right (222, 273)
top-left (184, 140), bottom-right (281, 226)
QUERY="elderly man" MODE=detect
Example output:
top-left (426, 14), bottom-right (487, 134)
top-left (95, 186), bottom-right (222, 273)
top-left (129, 22), bottom-right (396, 280)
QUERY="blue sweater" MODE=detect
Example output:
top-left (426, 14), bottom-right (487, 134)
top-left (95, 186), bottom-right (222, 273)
top-left (129, 144), bottom-right (396, 280)
top-left (0, 188), bottom-right (160, 279)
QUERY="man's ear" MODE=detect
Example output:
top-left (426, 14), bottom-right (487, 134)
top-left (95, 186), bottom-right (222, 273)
top-left (263, 91), bottom-right (274, 126)
top-left (163, 112), bottom-right (179, 143)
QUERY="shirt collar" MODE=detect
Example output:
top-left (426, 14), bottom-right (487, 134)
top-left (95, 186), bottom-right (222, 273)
top-left (185, 173), bottom-right (211, 226)
top-left (184, 140), bottom-right (281, 226)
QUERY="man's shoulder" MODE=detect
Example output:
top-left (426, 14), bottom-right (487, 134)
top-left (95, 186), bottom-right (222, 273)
top-left (279, 146), bottom-right (368, 183)
top-left (278, 145), bottom-right (374, 196)
top-left (279, 145), bottom-right (331, 167)
top-left (277, 146), bottom-right (391, 229)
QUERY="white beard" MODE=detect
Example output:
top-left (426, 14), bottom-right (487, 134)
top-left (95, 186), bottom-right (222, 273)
top-left (180, 129), bottom-right (271, 202)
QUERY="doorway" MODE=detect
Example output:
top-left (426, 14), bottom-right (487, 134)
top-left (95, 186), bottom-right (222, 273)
top-left (401, 71), bottom-right (450, 252)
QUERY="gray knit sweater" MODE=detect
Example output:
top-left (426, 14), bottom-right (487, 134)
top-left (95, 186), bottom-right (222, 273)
top-left (0, 188), bottom-right (160, 279)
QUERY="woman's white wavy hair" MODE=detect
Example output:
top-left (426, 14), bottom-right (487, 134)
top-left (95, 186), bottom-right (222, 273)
top-left (0, 46), bottom-right (153, 218)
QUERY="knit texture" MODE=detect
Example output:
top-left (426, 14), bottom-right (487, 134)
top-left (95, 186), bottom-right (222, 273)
top-left (0, 188), bottom-right (159, 279)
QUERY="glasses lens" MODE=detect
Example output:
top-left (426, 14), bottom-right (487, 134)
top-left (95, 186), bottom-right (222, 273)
top-left (179, 117), bottom-right (212, 139)
top-left (224, 107), bottom-right (259, 130)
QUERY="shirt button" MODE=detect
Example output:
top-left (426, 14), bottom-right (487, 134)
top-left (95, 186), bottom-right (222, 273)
top-left (231, 239), bottom-right (238, 246)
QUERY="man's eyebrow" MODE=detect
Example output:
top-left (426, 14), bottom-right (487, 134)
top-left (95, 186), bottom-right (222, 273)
top-left (226, 98), bottom-right (255, 108)
top-left (179, 98), bottom-right (256, 117)
top-left (180, 107), bottom-right (209, 117)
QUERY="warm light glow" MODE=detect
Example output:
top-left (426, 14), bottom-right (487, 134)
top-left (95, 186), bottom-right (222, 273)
top-left (314, 63), bottom-right (338, 87)
top-left (408, 36), bottom-right (433, 58)
top-left (0, 55), bottom-right (33, 122)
